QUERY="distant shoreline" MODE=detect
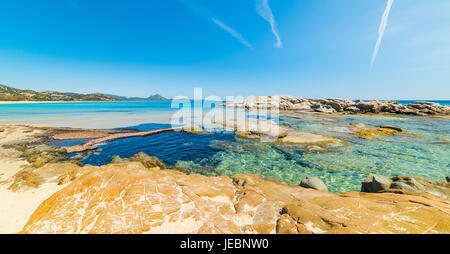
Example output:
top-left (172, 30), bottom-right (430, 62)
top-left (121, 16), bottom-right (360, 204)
top-left (0, 100), bottom-right (170, 104)
top-left (0, 101), bottom-right (116, 104)
top-left (0, 99), bottom-right (448, 105)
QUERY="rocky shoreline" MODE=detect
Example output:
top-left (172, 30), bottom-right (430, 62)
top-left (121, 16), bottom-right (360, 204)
top-left (0, 124), bottom-right (449, 234)
top-left (221, 95), bottom-right (450, 115)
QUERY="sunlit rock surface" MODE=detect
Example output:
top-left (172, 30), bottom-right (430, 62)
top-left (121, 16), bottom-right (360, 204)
top-left (21, 162), bottom-right (450, 234)
top-left (214, 118), bottom-right (288, 138)
top-left (214, 118), bottom-right (342, 146)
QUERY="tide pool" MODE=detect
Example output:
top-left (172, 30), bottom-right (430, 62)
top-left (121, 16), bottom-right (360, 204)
top-left (2, 101), bottom-right (449, 193)
top-left (61, 113), bottom-right (449, 193)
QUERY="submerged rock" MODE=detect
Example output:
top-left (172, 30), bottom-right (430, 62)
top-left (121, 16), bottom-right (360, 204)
top-left (306, 145), bottom-right (324, 151)
top-left (215, 118), bottom-right (344, 146)
top-left (352, 127), bottom-right (400, 140)
top-left (361, 173), bottom-right (392, 193)
top-left (235, 131), bottom-right (261, 139)
top-left (182, 124), bottom-right (205, 134)
top-left (349, 123), bottom-right (366, 129)
top-left (300, 177), bottom-right (328, 192)
top-left (281, 132), bottom-right (341, 145)
top-left (215, 119), bottom-right (289, 139)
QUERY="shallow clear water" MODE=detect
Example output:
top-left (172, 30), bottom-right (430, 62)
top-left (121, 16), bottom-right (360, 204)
top-left (0, 101), bottom-right (221, 128)
top-left (2, 101), bottom-right (449, 193)
top-left (60, 114), bottom-right (449, 193)
top-left (194, 115), bottom-right (448, 193)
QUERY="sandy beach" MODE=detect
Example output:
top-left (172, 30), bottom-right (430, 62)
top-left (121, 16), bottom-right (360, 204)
top-left (0, 125), bottom-right (65, 233)
top-left (0, 177), bottom-right (66, 233)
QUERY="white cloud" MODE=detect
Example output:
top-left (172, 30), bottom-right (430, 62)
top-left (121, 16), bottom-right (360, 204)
top-left (255, 0), bottom-right (282, 48)
top-left (371, 0), bottom-right (395, 68)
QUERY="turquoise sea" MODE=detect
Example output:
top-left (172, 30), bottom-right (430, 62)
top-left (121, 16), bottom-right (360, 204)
top-left (1, 100), bottom-right (449, 193)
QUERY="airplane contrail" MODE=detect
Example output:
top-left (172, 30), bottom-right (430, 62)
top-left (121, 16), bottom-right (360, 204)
top-left (255, 0), bottom-right (282, 48)
top-left (212, 18), bottom-right (252, 48)
top-left (371, 0), bottom-right (395, 68)
top-left (179, 0), bottom-right (252, 48)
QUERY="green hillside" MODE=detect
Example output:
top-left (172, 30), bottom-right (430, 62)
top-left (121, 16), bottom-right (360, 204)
top-left (0, 84), bottom-right (117, 102)
top-left (0, 84), bottom-right (170, 102)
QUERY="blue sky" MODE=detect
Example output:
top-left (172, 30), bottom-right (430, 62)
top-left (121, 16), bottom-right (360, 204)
top-left (0, 0), bottom-right (449, 100)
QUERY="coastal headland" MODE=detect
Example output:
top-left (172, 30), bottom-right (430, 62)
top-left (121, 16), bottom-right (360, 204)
top-left (0, 120), bottom-right (449, 234)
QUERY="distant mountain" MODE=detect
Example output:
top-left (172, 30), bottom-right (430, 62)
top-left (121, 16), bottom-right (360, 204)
top-left (147, 94), bottom-right (170, 101)
top-left (0, 84), bottom-right (169, 102)
top-left (106, 94), bottom-right (170, 101)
